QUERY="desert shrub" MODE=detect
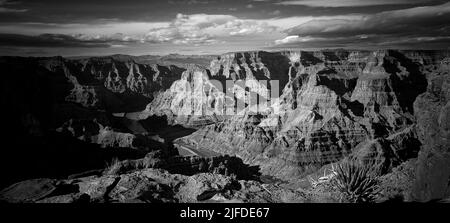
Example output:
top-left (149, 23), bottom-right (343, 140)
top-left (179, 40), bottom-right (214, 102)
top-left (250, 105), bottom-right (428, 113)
top-left (104, 157), bottom-right (122, 175)
top-left (332, 159), bottom-right (381, 203)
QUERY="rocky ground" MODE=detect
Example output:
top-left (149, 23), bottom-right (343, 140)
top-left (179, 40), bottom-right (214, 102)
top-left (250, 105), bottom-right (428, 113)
top-left (0, 50), bottom-right (449, 203)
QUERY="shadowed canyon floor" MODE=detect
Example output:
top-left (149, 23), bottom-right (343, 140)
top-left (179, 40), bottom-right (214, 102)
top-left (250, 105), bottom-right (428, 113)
top-left (0, 50), bottom-right (449, 203)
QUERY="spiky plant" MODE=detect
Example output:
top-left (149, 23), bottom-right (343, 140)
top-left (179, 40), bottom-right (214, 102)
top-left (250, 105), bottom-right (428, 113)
top-left (104, 157), bottom-right (123, 175)
top-left (332, 159), bottom-right (380, 203)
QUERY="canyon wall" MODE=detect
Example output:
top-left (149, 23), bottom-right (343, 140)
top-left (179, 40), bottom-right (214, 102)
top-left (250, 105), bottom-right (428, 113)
top-left (158, 50), bottom-right (449, 189)
top-left (0, 50), bottom-right (448, 201)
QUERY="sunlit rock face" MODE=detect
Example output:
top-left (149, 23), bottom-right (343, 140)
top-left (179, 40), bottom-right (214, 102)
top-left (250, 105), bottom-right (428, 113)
top-left (140, 51), bottom-right (291, 127)
top-left (140, 65), bottom-right (227, 126)
top-left (164, 50), bottom-right (450, 181)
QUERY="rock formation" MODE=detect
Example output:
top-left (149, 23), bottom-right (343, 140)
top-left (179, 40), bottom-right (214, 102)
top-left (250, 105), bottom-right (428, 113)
top-left (0, 167), bottom-right (309, 203)
top-left (167, 50), bottom-right (449, 186)
top-left (0, 50), bottom-right (449, 203)
top-left (411, 58), bottom-right (450, 201)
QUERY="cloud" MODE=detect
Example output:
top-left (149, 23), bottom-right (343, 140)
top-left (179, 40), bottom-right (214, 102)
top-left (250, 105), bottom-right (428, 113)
top-left (269, 10), bottom-right (281, 16)
top-left (0, 0), bottom-right (27, 13)
top-left (144, 13), bottom-right (225, 45)
top-left (3, 1), bottom-right (447, 53)
top-left (274, 35), bottom-right (322, 44)
top-left (74, 33), bottom-right (141, 43)
top-left (168, 0), bottom-right (212, 4)
top-left (0, 7), bottom-right (27, 12)
top-left (226, 19), bottom-right (277, 36)
top-left (0, 21), bottom-right (171, 37)
top-left (0, 13), bottom-right (282, 49)
top-left (276, 0), bottom-right (435, 7)
top-left (0, 33), bottom-right (139, 48)
top-left (286, 3), bottom-right (450, 36)
top-left (144, 13), bottom-right (278, 45)
top-left (263, 15), bottom-right (363, 30)
top-left (144, 27), bottom-right (217, 45)
top-left (273, 2), bottom-right (450, 49)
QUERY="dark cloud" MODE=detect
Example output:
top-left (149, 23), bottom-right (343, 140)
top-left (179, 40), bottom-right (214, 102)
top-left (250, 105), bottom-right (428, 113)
top-left (2, 0), bottom-right (443, 24)
top-left (0, 33), bottom-right (129, 48)
top-left (0, 0), bottom-right (250, 23)
top-left (274, 0), bottom-right (441, 7)
top-left (286, 3), bottom-right (450, 37)
top-left (0, 0), bottom-right (28, 13)
top-left (273, 2), bottom-right (450, 49)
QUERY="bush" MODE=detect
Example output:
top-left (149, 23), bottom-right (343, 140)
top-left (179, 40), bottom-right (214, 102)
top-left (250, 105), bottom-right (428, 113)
top-left (332, 159), bottom-right (381, 203)
top-left (104, 157), bottom-right (122, 175)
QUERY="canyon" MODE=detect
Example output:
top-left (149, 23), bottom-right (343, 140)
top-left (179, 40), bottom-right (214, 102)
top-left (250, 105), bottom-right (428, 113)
top-left (0, 50), bottom-right (449, 203)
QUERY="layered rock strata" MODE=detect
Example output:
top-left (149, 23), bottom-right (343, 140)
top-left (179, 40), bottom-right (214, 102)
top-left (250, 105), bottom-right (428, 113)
top-left (170, 50), bottom-right (449, 181)
top-left (1, 50), bottom-right (449, 202)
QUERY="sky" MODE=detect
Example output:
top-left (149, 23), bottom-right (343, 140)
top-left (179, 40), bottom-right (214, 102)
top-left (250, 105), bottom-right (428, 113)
top-left (0, 0), bottom-right (449, 56)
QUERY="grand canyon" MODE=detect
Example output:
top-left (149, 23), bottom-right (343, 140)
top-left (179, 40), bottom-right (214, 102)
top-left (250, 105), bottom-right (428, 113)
top-left (0, 49), bottom-right (449, 203)
top-left (1, 0), bottom-right (450, 205)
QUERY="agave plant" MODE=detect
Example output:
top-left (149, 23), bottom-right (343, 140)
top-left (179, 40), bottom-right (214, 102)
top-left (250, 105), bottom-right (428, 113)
top-left (332, 159), bottom-right (381, 203)
top-left (104, 157), bottom-right (122, 175)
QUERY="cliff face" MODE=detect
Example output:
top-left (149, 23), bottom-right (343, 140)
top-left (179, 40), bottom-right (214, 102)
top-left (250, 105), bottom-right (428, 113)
top-left (0, 56), bottom-right (187, 188)
top-left (141, 65), bottom-right (227, 126)
top-left (0, 55), bottom-right (188, 145)
top-left (412, 58), bottom-right (450, 201)
top-left (39, 56), bottom-right (185, 113)
top-left (170, 50), bottom-right (449, 183)
top-left (0, 50), bottom-right (449, 202)
top-left (140, 51), bottom-right (291, 126)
